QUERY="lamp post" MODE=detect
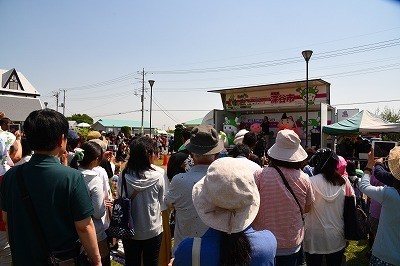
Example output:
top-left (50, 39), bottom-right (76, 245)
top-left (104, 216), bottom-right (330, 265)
top-left (148, 80), bottom-right (155, 137)
top-left (302, 50), bottom-right (313, 148)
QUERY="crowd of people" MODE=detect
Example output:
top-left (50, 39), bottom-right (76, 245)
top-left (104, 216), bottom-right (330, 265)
top-left (0, 109), bottom-right (399, 266)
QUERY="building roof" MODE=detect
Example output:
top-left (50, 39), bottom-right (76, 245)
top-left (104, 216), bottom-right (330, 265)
top-left (208, 78), bottom-right (330, 94)
top-left (94, 118), bottom-right (149, 128)
top-left (183, 118), bottom-right (203, 126)
top-left (0, 95), bottom-right (43, 122)
top-left (0, 68), bottom-right (40, 96)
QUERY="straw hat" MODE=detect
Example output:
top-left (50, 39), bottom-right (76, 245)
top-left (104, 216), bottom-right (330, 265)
top-left (192, 157), bottom-right (260, 234)
top-left (267, 129), bottom-right (307, 162)
top-left (87, 131), bottom-right (101, 140)
top-left (388, 146), bottom-right (400, 180)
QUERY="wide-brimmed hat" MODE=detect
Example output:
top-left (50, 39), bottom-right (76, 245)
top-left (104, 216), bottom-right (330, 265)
top-left (192, 157), bottom-right (260, 234)
top-left (233, 129), bottom-right (249, 145)
top-left (267, 129), bottom-right (307, 162)
top-left (186, 125), bottom-right (224, 155)
top-left (87, 131), bottom-right (101, 140)
top-left (388, 146), bottom-right (400, 180)
top-left (89, 139), bottom-right (107, 152)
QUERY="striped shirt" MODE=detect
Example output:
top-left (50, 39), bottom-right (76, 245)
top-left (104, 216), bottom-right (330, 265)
top-left (252, 166), bottom-right (314, 252)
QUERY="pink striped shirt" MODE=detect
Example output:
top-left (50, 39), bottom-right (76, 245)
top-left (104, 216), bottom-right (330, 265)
top-left (252, 166), bottom-right (314, 250)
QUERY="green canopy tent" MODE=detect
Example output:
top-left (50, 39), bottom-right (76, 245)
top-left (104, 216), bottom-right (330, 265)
top-left (323, 110), bottom-right (400, 135)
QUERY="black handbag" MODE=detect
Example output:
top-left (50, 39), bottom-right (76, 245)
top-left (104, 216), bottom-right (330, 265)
top-left (16, 165), bottom-right (87, 266)
top-left (343, 181), bottom-right (369, 240)
top-left (107, 170), bottom-right (136, 239)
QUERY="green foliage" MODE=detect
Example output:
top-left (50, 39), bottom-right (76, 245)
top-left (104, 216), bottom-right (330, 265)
top-left (376, 107), bottom-right (400, 142)
top-left (120, 126), bottom-right (131, 135)
top-left (76, 127), bottom-right (90, 141)
top-left (377, 106), bottom-right (400, 123)
top-left (67, 114), bottom-right (93, 125)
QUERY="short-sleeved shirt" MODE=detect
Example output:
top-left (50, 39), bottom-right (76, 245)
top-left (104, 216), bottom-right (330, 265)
top-left (252, 166), bottom-right (314, 253)
top-left (173, 227), bottom-right (277, 266)
top-left (165, 164), bottom-right (210, 255)
top-left (0, 154), bottom-right (94, 265)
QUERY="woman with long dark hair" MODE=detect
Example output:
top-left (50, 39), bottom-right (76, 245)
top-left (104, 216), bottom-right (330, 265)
top-left (304, 148), bottom-right (351, 266)
top-left (173, 157), bottom-right (276, 266)
top-left (120, 137), bottom-right (165, 266)
top-left (70, 141), bottom-right (110, 266)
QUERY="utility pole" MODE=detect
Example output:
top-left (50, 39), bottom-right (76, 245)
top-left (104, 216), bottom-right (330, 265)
top-left (62, 89), bottom-right (66, 116)
top-left (141, 68), bottom-right (145, 135)
top-left (53, 90), bottom-right (60, 112)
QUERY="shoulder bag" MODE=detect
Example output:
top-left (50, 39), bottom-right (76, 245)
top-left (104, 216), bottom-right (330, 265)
top-left (107, 170), bottom-right (136, 239)
top-left (16, 165), bottom-right (86, 266)
top-left (272, 165), bottom-right (304, 221)
top-left (343, 180), bottom-right (369, 240)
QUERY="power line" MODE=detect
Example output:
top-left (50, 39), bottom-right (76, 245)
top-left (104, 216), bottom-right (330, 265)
top-left (153, 56), bottom-right (400, 84)
top-left (149, 38), bottom-right (400, 74)
top-left (145, 90), bottom-right (181, 124)
top-left (146, 27), bottom-right (400, 69)
top-left (333, 99), bottom-right (400, 106)
top-left (66, 81), bottom-right (140, 96)
top-left (150, 63), bottom-right (400, 93)
top-left (61, 73), bottom-right (140, 91)
top-left (92, 109), bottom-right (143, 118)
top-left (53, 37), bottom-right (400, 97)
top-left (68, 90), bottom-right (133, 101)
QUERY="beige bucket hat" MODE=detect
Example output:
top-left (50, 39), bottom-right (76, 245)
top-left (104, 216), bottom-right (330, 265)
top-left (388, 146), bottom-right (400, 180)
top-left (267, 129), bottom-right (307, 162)
top-left (192, 157), bottom-right (260, 234)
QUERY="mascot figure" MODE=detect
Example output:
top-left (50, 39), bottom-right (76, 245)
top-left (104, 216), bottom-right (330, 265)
top-left (219, 131), bottom-right (229, 148)
top-left (250, 122), bottom-right (262, 135)
top-left (278, 113), bottom-right (300, 137)
top-left (223, 117), bottom-right (239, 147)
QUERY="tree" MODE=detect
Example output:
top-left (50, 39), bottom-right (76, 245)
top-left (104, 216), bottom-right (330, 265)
top-left (67, 114), bottom-right (94, 125)
top-left (76, 127), bottom-right (90, 141)
top-left (376, 107), bottom-right (400, 142)
top-left (120, 126), bottom-right (131, 136)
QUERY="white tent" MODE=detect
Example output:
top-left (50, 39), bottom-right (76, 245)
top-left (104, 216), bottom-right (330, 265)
top-left (76, 122), bottom-right (91, 128)
top-left (156, 129), bottom-right (168, 135)
top-left (323, 110), bottom-right (400, 135)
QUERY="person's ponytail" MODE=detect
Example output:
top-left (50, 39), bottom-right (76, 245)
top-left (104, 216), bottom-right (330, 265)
top-left (219, 231), bottom-right (251, 266)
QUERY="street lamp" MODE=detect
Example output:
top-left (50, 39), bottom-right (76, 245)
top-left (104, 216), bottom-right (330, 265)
top-left (302, 50), bottom-right (313, 148)
top-left (148, 80), bottom-right (155, 137)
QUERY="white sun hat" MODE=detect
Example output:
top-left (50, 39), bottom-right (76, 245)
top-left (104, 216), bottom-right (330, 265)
top-left (192, 157), bottom-right (260, 234)
top-left (267, 129), bottom-right (307, 163)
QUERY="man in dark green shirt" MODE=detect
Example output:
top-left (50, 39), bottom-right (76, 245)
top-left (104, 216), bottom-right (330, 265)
top-left (0, 109), bottom-right (101, 265)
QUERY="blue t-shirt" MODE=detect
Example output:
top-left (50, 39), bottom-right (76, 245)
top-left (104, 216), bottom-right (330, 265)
top-left (174, 226), bottom-right (277, 266)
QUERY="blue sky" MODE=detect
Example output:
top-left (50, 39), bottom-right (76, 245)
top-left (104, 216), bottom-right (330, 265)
top-left (1, 0), bottom-right (400, 129)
